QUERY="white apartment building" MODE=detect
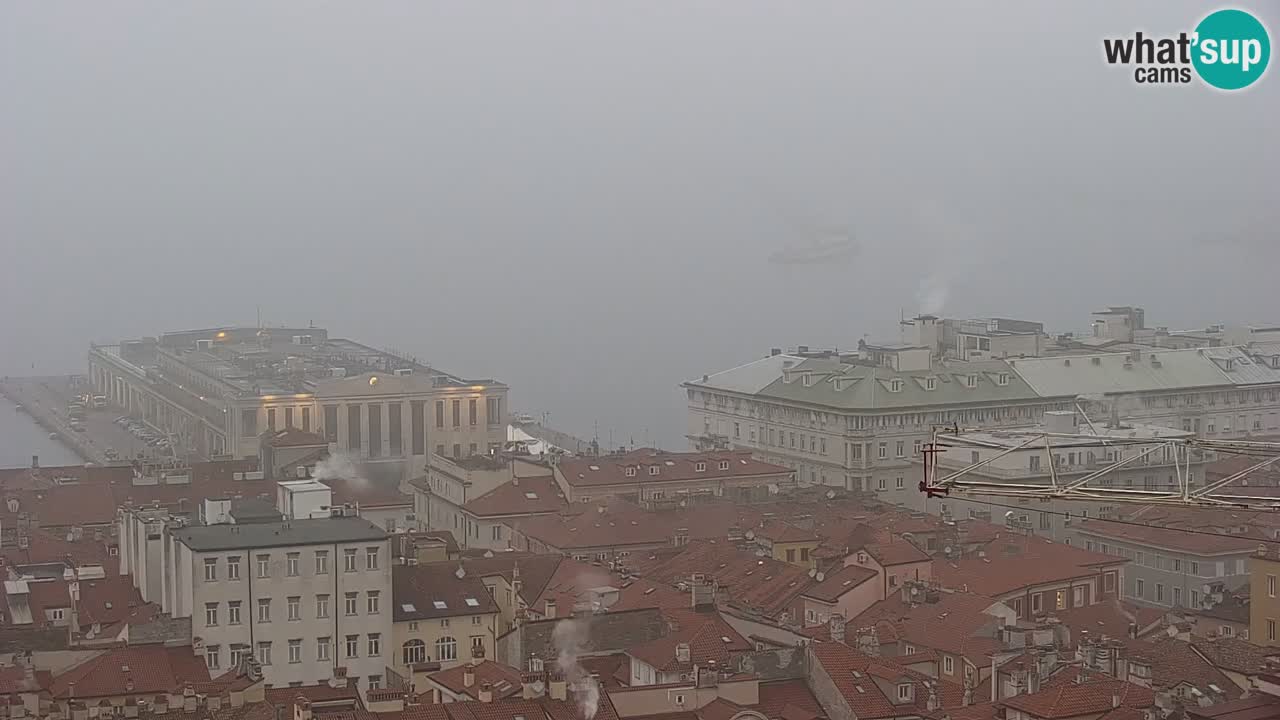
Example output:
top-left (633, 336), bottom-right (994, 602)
top-left (920, 411), bottom-right (1208, 542)
top-left (686, 318), bottom-right (1280, 510)
top-left (118, 483), bottom-right (392, 693)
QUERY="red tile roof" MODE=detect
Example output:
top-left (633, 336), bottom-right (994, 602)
top-left (1123, 635), bottom-right (1241, 696)
top-left (0, 528), bottom-right (118, 572)
top-left (859, 537), bottom-right (931, 567)
top-left (557, 449), bottom-right (789, 489)
top-left (626, 608), bottom-right (752, 672)
top-left (755, 678), bottom-right (826, 720)
top-left (1192, 635), bottom-right (1278, 675)
top-left (48, 645), bottom-right (210, 699)
top-left (1050, 598), bottom-right (1168, 641)
top-left (801, 565), bottom-right (878, 603)
top-left (1, 482), bottom-right (119, 528)
top-left (464, 476), bottom-right (567, 518)
top-left (853, 592), bottom-right (1007, 666)
top-left (810, 641), bottom-right (966, 718)
top-left (933, 535), bottom-right (1124, 597)
top-left (510, 500), bottom-right (749, 553)
top-left (631, 541), bottom-right (814, 619)
top-left (755, 520), bottom-right (821, 545)
top-left (1000, 672), bottom-right (1153, 719)
top-left (1074, 518), bottom-right (1259, 555)
top-left (427, 661), bottom-right (523, 699)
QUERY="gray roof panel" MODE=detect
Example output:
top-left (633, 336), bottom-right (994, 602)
top-left (174, 516), bottom-right (386, 551)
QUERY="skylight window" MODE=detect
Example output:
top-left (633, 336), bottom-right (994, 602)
top-left (402, 603), bottom-right (416, 613)
top-left (433, 600), bottom-right (448, 610)
top-left (525, 492), bottom-right (539, 499)
top-left (465, 598), bottom-right (480, 607)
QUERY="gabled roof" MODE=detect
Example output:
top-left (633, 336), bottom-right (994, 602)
top-left (809, 641), bottom-right (966, 719)
top-left (801, 565), bottom-right (878, 603)
top-left (857, 537), bottom-right (931, 567)
top-left (48, 645), bottom-right (210, 699)
top-left (426, 660), bottom-right (523, 700)
top-left (393, 564), bottom-right (500, 621)
top-left (1192, 635), bottom-right (1278, 675)
top-left (463, 476), bottom-right (567, 517)
top-left (853, 591), bottom-right (1008, 666)
top-left (933, 535), bottom-right (1125, 597)
top-left (1001, 671), bottom-right (1153, 719)
top-left (1009, 346), bottom-right (1280, 398)
top-left (631, 541), bottom-right (814, 619)
top-left (1074, 518), bottom-right (1258, 555)
top-left (626, 608), bottom-right (752, 672)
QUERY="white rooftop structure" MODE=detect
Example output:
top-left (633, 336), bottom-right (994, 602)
top-left (276, 479), bottom-right (334, 520)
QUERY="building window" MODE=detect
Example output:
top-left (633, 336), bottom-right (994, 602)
top-left (695, 462), bottom-right (706, 472)
top-left (625, 467), bottom-right (636, 477)
top-left (1174, 587), bottom-right (1182, 606)
top-left (895, 476), bottom-right (905, 490)
top-left (288, 596), bottom-right (301, 621)
top-left (719, 460), bottom-right (730, 470)
top-left (345, 592), bottom-right (359, 616)
top-left (315, 550), bottom-right (329, 575)
top-left (267, 408), bottom-right (277, 431)
top-left (487, 397), bottom-right (501, 426)
top-left (204, 558), bottom-right (218, 582)
top-left (1270, 619), bottom-right (1277, 642)
top-left (366, 547), bottom-right (380, 570)
top-left (367, 590), bottom-right (381, 615)
top-left (878, 443), bottom-right (887, 459)
top-left (897, 684), bottom-right (911, 701)
top-left (346, 635), bottom-right (359, 658)
top-left (452, 400), bottom-right (461, 428)
top-left (288, 639), bottom-right (302, 664)
top-left (317, 637), bottom-right (331, 662)
top-left (1136, 578), bottom-right (1145, 598)
top-left (368, 675), bottom-right (383, 691)
top-left (316, 594), bottom-right (330, 618)
top-left (228, 601), bottom-right (242, 625)
top-left (257, 598), bottom-right (271, 623)
top-left (205, 602), bottom-right (219, 627)
top-left (227, 556), bottom-right (241, 580)
top-left (877, 478), bottom-right (886, 491)
top-left (1269, 574), bottom-right (1276, 598)
top-left (368, 633), bottom-right (382, 656)
top-left (302, 407), bottom-right (312, 433)
top-left (436, 636), bottom-right (458, 662)
top-left (1032, 593), bottom-right (1043, 613)
top-left (944, 656), bottom-right (954, 675)
top-left (403, 639), bottom-right (426, 665)
top-left (256, 554), bottom-right (270, 579)
top-left (230, 644), bottom-right (249, 668)
top-left (1056, 590), bottom-right (1067, 610)
top-left (286, 553), bottom-right (300, 577)
top-left (1156, 584), bottom-right (1165, 603)
top-left (256, 642), bottom-right (272, 666)
top-left (206, 645), bottom-right (220, 670)
top-left (344, 548), bottom-right (358, 572)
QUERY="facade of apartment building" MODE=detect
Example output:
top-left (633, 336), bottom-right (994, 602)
top-left (1071, 521), bottom-right (1256, 611)
top-left (687, 322), bottom-right (1280, 509)
top-left (1250, 550), bottom-right (1280, 646)
top-left (391, 563), bottom-right (502, 691)
top-left (411, 455), bottom-right (561, 550)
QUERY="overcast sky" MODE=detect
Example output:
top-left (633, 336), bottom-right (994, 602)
top-left (3, 1), bottom-right (1276, 448)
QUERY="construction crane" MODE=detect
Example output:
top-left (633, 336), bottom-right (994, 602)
top-left (919, 425), bottom-right (1280, 512)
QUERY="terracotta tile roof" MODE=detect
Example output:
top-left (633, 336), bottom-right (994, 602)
top-left (933, 535), bottom-right (1124, 597)
top-left (453, 553), bottom-right (564, 608)
top-left (859, 537), bottom-right (930, 567)
top-left (1000, 672), bottom-right (1154, 719)
top-left (810, 641), bottom-right (966, 718)
top-left (1, 482), bottom-right (119, 528)
top-left (48, 645), bottom-right (210, 699)
top-left (556, 449), bottom-right (789, 488)
top-left (631, 541), bottom-right (814, 619)
top-left (609, 579), bottom-right (690, 613)
top-left (264, 683), bottom-right (362, 716)
top-left (510, 500), bottom-right (749, 553)
top-left (755, 678), bottom-right (826, 720)
top-left (1051, 598), bottom-right (1169, 640)
top-left (626, 608), bottom-right (752, 672)
top-left (1075, 518), bottom-right (1259, 555)
top-left (1094, 707), bottom-right (1147, 720)
top-left (1192, 635), bottom-right (1278, 675)
top-left (1127, 635), bottom-right (1241, 696)
top-left (852, 592), bottom-right (1007, 666)
top-left (464, 476), bottom-right (568, 518)
top-left (0, 665), bottom-right (49, 694)
top-left (945, 703), bottom-right (999, 720)
top-left (427, 660), bottom-right (523, 699)
top-left (1185, 694), bottom-right (1280, 720)
top-left (393, 530), bottom-right (461, 558)
top-left (393, 563), bottom-right (500, 621)
top-left (0, 528), bottom-right (117, 571)
top-left (801, 565), bottom-right (878, 603)
top-left (1194, 591), bottom-right (1250, 625)
top-left (755, 520), bottom-right (821, 545)
top-left (580, 653), bottom-right (629, 689)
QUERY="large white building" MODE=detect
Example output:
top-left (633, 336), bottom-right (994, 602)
top-left (686, 316), bottom-right (1280, 509)
top-left (118, 482), bottom-right (392, 693)
top-left (87, 326), bottom-right (508, 474)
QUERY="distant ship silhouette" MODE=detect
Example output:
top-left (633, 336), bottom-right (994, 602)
top-left (768, 234), bottom-right (859, 265)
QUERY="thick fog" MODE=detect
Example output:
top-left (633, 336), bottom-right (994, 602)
top-left (3, 1), bottom-right (1277, 449)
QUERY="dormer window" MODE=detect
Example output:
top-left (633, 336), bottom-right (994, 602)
top-left (925, 377), bottom-right (936, 391)
top-left (695, 462), bottom-right (706, 472)
top-left (997, 373), bottom-right (1009, 386)
top-left (802, 373), bottom-right (812, 387)
top-left (719, 460), bottom-right (730, 470)
top-left (896, 684), bottom-right (912, 701)
top-left (889, 379), bottom-right (903, 393)
top-left (649, 466), bottom-right (660, 476)
top-left (625, 467), bottom-right (637, 477)
top-left (966, 374), bottom-right (978, 388)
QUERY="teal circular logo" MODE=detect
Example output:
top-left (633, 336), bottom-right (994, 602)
top-left (1192, 9), bottom-right (1271, 90)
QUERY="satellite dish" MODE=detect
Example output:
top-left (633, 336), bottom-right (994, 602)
top-left (826, 490), bottom-right (836, 500)
top-left (455, 565), bottom-right (466, 579)
top-left (808, 568), bottom-right (817, 578)
top-left (816, 572), bottom-right (825, 582)
top-left (745, 530), bottom-right (755, 540)
top-left (1004, 510), bottom-right (1015, 519)
top-left (944, 546), bottom-right (954, 555)
top-left (532, 681), bottom-right (545, 695)
top-left (911, 586), bottom-right (920, 595)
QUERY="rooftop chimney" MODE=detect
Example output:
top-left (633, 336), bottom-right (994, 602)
top-left (675, 643), bottom-right (691, 664)
top-left (464, 667), bottom-right (476, 688)
top-left (829, 614), bottom-right (846, 644)
top-left (478, 683), bottom-right (493, 703)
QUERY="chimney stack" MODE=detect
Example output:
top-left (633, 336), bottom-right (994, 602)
top-left (464, 667), bottom-right (476, 688)
top-left (478, 683), bottom-right (493, 703)
top-left (675, 643), bottom-right (691, 664)
top-left (829, 614), bottom-right (846, 644)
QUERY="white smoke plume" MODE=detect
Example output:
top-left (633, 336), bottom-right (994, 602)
top-left (909, 197), bottom-right (985, 317)
top-left (552, 618), bottom-right (599, 720)
top-left (311, 451), bottom-right (369, 491)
